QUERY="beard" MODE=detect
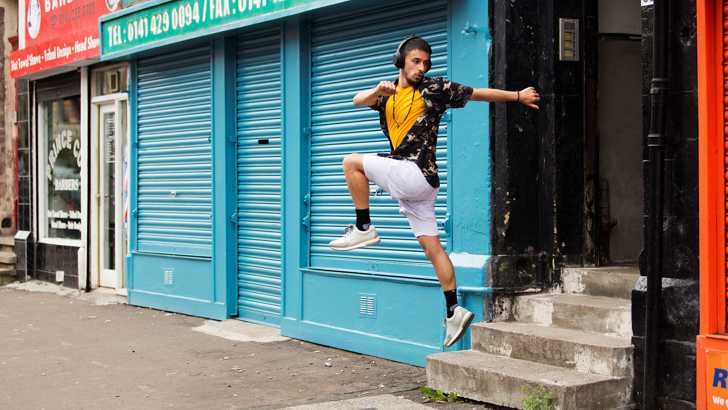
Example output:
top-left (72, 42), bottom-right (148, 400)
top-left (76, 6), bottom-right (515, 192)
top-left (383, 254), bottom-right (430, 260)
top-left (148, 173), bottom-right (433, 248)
top-left (407, 72), bottom-right (424, 86)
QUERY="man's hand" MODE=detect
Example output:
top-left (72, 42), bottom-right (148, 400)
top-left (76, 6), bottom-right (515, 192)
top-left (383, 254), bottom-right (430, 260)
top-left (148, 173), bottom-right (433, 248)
top-left (376, 81), bottom-right (396, 97)
top-left (518, 87), bottom-right (540, 110)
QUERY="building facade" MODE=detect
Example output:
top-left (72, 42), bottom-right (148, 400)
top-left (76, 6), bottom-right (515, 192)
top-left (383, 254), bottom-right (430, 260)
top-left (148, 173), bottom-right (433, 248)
top-left (0, 0), bottom-right (17, 239)
top-left (697, 0), bottom-right (728, 409)
top-left (99, 0), bottom-right (491, 365)
top-left (0, 0), bottom-right (711, 406)
top-left (11, 0), bottom-right (130, 291)
top-left (488, 1), bottom-right (699, 407)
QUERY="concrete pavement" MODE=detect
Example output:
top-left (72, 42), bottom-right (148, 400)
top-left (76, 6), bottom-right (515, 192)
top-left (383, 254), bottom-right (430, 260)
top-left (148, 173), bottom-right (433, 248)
top-left (0, 283), bottom-right (495, 410)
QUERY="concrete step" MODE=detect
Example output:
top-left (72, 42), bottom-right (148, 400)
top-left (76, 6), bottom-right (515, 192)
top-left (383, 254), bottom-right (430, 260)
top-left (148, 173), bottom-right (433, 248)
top-left (0, 236), bottom-right (14, 255)
top-left (0, 251), bottom-right (16, 266)
top-left (515, 294), bottom-right (632, 338)
top-left (427, 350), bottom-right (632, 410)
top-left (472, 322), bottom-right (633, 378)
top-left (0, 263), bottom-right (16, 286)
top-left (562, 266), bottom-right (639, 299)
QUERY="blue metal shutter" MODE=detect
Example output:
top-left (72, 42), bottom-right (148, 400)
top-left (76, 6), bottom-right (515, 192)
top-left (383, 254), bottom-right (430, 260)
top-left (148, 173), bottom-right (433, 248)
top-left (136, 44), bottom-right (213, 257)
top-left (309, 0), bottom-right (449, 277)
top-left (235, 27), bottom-right (283, 325)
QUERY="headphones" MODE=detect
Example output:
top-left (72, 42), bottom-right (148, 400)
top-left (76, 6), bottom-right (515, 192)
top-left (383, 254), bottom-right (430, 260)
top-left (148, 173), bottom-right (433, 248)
top-left (392, 35), bottom-right (432, 72)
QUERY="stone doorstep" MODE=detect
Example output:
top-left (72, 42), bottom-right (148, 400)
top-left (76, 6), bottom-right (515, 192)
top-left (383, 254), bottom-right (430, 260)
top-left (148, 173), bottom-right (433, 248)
top-left (562, 266), bottom-right (639, 276)
top-left (472, 321), bottom-right (633, 378)
top-left (0, 236), bottom-right (13, 247)
top-left (427, 350), bottom-right (632, 410)
top-left (561, 266), bottom-right (640, 300)
top-left (0, 251), bottom-right (16, 265)
top-left (551, 294), bottom-right (632, 338)
top-left (515, 293), bottom-right (632, 338)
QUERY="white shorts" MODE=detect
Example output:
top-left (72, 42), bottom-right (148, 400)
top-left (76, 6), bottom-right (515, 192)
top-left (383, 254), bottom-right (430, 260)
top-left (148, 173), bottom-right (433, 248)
top-left (362, 154), bottom-right (440, 238)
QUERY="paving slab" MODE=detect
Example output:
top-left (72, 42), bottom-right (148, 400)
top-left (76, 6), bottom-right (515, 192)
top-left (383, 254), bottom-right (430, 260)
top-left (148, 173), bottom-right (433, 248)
top-left (284, 394), bottom-right (430, 409)
top-left (193, 320), bottom-right (290, 343)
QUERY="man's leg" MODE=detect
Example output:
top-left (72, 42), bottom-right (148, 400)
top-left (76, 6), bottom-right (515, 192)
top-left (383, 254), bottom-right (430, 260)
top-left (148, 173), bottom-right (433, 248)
top-left (342, 153), bottom-right (369, 209)
top-left (418, 234), bottom-right (473, 347)
top-left (417, 235), bottom-right (455, 291)
top-left (328, 154), bottom-right (380, 251)
top-left (418, 235), bottom-right (457, 316)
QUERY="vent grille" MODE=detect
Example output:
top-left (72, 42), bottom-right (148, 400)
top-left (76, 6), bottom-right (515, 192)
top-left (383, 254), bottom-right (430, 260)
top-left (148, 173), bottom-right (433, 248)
top-left (359, 294), bottom-right (377, 318)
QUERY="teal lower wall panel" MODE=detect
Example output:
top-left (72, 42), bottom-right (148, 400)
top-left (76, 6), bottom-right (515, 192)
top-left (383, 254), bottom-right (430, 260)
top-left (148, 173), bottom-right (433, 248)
top-left (129, 253), bottom-right (225, 319)
top-left (129, 290), bottom-right (227, 320)
top-left (282, 270), bottom-right (448, 366)
top-left (281, 317), bottom-right (438, 367)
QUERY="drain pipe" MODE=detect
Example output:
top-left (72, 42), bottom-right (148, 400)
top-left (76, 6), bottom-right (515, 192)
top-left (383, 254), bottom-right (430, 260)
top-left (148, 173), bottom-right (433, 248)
top-left (642, 0), bottom-right (668, 408)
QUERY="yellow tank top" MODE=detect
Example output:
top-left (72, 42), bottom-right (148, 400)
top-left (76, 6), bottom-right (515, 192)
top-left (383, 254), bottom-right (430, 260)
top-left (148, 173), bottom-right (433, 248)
top-left (385, 86), bottom-right (426, 150)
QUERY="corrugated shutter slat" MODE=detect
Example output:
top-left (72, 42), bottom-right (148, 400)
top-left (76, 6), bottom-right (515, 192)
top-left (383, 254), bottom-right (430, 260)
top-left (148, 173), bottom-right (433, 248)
top-left (309, 0), bottom-right (449, 274)
top-left (136, 44), bottom-right (213, 257)
top-left (236, 27), bottom-right (283, 325)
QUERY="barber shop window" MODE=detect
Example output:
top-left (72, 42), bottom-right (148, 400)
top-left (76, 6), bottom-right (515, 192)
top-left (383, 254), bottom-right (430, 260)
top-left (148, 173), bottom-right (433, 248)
top-left (39, 96), bottom-right (82, 243)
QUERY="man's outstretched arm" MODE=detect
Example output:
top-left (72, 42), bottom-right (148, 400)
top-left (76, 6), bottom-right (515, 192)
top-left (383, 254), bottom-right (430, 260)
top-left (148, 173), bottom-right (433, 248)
top-left (471, 87), bottom-right (540, 110)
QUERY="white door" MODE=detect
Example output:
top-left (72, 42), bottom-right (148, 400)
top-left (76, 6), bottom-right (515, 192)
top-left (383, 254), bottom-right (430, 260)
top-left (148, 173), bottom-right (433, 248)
top-left (93, 100), bottom-right (127, 289)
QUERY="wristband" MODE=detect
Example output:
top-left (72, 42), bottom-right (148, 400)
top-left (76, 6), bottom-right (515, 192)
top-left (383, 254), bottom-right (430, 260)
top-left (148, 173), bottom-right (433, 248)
top-left (516, 90), bottom-right (520, 103)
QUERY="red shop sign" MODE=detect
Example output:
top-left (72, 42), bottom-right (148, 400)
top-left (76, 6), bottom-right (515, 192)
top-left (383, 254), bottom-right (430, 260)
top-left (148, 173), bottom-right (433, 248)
top-left (9, 0), bottom-right (120, 78)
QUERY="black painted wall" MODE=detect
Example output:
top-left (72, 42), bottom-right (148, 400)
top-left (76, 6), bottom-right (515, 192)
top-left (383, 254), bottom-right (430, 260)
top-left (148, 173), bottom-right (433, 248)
top-left (489, 0), bottom-right (543, 289)
top-left (631, 2), bottom-right (699, 409)
top-left (489, 0), bottom-right (586, 289)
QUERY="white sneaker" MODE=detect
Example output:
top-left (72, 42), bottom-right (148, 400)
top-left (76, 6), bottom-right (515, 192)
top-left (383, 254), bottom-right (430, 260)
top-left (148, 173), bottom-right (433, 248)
top-left (444, 306), bottom-right (474, 348)
top-left (328, 224), bottom-right (380, 251)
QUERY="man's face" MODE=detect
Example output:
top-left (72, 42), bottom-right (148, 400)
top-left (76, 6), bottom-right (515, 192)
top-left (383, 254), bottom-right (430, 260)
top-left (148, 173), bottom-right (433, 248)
top-left (402, 49), bottom-right (430, 86)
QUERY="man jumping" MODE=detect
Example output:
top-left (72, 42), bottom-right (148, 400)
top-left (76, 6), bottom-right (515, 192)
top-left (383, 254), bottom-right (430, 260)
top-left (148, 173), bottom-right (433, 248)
top-left (328, 36), bottom-right (540, 347)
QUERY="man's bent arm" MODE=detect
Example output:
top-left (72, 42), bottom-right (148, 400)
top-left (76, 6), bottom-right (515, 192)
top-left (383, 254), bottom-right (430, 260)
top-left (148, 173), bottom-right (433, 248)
top-left (353, 87), bottom-right (381, 107)
top-left (354, 81), bottom-right (396, 107)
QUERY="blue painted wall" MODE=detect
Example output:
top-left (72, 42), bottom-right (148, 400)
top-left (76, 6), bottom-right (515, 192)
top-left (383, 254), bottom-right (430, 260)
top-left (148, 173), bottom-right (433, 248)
top-left (127, 40), bottom-right (230, 320)
top-left (126, 0), bottom-right (491, 366)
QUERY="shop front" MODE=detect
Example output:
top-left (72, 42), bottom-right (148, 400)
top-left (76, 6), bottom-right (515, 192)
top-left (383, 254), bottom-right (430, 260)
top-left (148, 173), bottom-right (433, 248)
top-left (697, 0), bottom-right (728, 407)
top-left (11, 0), bottom-right (129, 290)
top-left (101, 0), bottom-right (490, 365)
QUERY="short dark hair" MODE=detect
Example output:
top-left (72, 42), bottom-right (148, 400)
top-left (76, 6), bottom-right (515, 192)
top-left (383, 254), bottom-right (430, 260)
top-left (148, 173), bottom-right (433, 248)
top-left (402, 37), bottom-right (432, 58)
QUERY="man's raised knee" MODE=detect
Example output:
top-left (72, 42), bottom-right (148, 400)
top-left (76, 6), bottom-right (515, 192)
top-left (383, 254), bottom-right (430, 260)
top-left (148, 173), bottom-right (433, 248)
top-left (342, 153), bottom-right (363, 173)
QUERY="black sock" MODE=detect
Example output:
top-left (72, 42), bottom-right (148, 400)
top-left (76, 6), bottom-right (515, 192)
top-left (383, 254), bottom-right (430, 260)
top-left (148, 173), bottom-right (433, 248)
top-left (355, 208), bottom-right (371, 231)
top-left (444, 289), bottom-right (458, 318)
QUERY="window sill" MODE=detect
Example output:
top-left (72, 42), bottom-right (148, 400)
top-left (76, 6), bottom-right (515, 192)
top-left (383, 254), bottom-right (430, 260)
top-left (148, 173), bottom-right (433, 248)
top-left (38, 237), bottom-right (82, 248)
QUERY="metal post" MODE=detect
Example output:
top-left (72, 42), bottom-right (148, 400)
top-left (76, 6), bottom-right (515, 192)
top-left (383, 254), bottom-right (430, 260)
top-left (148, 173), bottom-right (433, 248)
top-left (642, 0), bottom-right (668, 408)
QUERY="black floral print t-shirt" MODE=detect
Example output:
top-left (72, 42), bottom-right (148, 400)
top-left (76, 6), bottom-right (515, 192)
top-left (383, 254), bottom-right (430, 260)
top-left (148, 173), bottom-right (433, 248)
top-left (369, 76), bottom-right (474, 188)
